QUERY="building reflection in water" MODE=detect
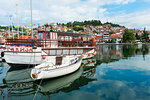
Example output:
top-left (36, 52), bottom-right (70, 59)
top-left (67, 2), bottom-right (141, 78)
top-left (96, 44), bottom-right (150, 63)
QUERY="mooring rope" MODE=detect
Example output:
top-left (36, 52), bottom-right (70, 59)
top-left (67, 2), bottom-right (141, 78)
top-left (33, 79), bottom-right (43, 100)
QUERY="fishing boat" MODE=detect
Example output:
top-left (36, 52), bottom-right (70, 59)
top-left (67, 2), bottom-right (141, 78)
top-left (31, 55), bottom-right (82, 80)
top-left (4, 0), bottom-right (96, 67)
top-left (4, 31), bottom-right (96, 67)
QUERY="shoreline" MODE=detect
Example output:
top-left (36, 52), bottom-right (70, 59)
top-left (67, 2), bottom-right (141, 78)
top-left (97, 43), bottom-right (150, 45)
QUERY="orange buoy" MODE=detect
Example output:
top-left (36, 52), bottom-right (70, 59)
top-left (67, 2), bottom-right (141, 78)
top-left (81, 63), bottom-right (84, 67)
top-left (88, 61), bottom-right (91, 64)
top-left (93, 61), bottom-right (96, 64)
top-left (32, 73), bottom-right (38, 78)
top-left (93, 52), bottom-right (96, 55)
top-left (88, 54), bottom-right (91, 57)
top-left (42, 56), bottom-right (46, 59)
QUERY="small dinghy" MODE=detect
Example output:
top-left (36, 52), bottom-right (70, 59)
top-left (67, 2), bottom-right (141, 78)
top-left (31, 55), bottom-right (83, 80)
top-left (82, 49), bottom-right (96, 59)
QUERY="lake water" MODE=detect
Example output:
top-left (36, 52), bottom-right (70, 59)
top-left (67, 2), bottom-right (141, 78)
top-left (0, 44), bottom-right (150, 100)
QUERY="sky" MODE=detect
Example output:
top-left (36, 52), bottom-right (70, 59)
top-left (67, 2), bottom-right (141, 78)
top-left (0, 0), bottom-right (150, 30)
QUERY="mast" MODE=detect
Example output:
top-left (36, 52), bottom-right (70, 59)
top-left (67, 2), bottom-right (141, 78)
top-left (16, 4), bottom-right (19, 39)
top-left (30, 0), bottom-right (33, 39)
top-left (21, 16), bottom-right (23, 36)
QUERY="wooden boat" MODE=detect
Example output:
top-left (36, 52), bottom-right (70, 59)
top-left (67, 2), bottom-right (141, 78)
top-left (31, 55), bottom-right (82, 80)
top-left (4, 31), bottom-right (96, 67)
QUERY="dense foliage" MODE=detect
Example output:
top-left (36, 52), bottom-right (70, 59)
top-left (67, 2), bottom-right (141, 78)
top-left (103, 22), bottom-right (125, 27)
top-left (123, 29), bottom-right (136, 42)
top-left (63, 20), bottom-right (125, 29)
top-left (64, 20), bottom-right (102, 27)
top-left (73, 26), bottom-right (84, 31)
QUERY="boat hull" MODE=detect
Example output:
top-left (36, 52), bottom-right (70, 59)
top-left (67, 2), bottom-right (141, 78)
top-left (4, 46), bottom-right (95, 67)
top-left (31, 56), bottom-right (82, 80)
top-left (4, 51), bottom-right (43, 67)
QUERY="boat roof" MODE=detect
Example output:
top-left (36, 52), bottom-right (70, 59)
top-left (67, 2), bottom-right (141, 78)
top-left (38, 31), bottom-right (91, 37)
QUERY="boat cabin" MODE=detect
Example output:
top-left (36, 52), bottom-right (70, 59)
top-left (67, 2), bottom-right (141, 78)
top-left (5, 31), bottom-right (96, 49)
top-left (37, 31), bottom-right (58, 48)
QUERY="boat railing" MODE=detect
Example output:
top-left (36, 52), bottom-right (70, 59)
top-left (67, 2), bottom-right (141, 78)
top-left (5, 39), bottom-right (94, 48)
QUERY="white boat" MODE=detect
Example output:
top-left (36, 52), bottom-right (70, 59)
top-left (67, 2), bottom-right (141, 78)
top-left (82, 49), bottom-right (96, 59)
top-left (31, 55), bottom-right (82, 80)
top-left (4, 31), bottom-right (96, 67)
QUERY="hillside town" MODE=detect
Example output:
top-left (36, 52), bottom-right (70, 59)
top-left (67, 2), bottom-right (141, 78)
top-left (0, 20), bottom-right (150, 44)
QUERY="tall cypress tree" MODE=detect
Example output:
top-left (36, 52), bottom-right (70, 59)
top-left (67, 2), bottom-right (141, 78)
top-left (142, 27), bottom-right (149, 42)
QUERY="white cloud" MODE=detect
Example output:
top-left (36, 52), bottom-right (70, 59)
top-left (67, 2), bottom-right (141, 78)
top-left (2, 0), bottom-right (150, 30)
top-left (109, 8), bottom-right (150, 30)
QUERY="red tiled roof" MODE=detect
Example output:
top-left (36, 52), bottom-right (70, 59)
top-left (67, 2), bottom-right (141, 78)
top-left (97, 35), bottom-right (103, 37)
top-left (109, 34), bottom-right (119, 39)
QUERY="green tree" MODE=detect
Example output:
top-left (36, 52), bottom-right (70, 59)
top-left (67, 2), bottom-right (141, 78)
top-left (142, 27), bottom-right (149, 42)
top-left (135, 33), bottom-right (141, 40)
top-left (66, 22), bottom-right (72, 28)
top-left (103, 22), bottom-right (125, 28)
top-left (123, 29), bottom-right (136, 42)
top-left (73, 26), bottom-right (83, 31)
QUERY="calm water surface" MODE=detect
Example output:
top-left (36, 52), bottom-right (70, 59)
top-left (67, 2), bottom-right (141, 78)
top-left (0, 44), bottom-right (150, 100)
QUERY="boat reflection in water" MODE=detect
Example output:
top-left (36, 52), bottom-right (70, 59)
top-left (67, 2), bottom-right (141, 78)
top-left (81, 58), bottom-right (97, 78)
top-left (34, 66), bottom-right (83, 95)
top-left (3, 67), bottom-right (34, 84)
top-left (1, 59), bottom-right (97, 99)
top-left (2, 67), bottom-right (35, 97)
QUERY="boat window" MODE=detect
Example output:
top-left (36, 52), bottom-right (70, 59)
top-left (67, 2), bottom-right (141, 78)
top-left (78, 49), bottom-right (83, 54)
top-left (37, 32), bottom-right (44, 39)
top-left (57, 50), bottom-right (62, 55)
top-left (63, 50), bottom-right (69, 55)
top-left (70, 49), bottom-right (77, 55)
top-left (56, 33), bottom-right (58, 39)
top-left (50, 32), bottom-right (53, 40)
top-left (50, 32), bottom-right (58, 40)
top-left (46, 32), bottom-right (50, 39)
top-left (84, 49), bottom-right (90, 53)
top-left (50, 50), bottom-right (56, 55)
top-left (53, 32), bottom-right (56, 40)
